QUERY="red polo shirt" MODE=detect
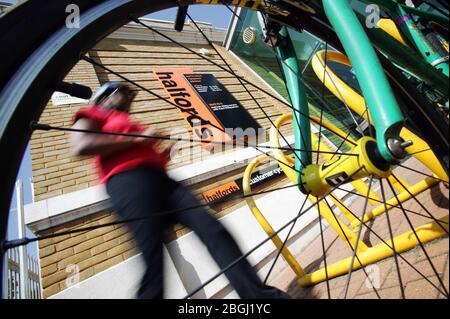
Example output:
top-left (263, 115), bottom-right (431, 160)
top-left (73, 105), bottom-right (169, 183)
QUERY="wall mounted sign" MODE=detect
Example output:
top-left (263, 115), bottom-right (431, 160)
top-left (154, 69), bottom-right (261, 149)
top-left (201, 164), bottom-right (284, 206)
top-left (183, 73), bottom-right (261, 136)
top-left (51, 91), bottom-right (88, 106)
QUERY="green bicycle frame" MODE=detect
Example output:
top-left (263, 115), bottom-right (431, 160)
top-left (366, 0), bottom-right (449, 28)
top-left (363, 0), bottom-right (449, 77)
top-left (274, 26), bottom-right (312, 186)
top-left (392, 5), bottom-right (449, 77)
top-left (323, 0), bottom-right (404, 162)
top-left (352, 11), bottom-right (448, 97)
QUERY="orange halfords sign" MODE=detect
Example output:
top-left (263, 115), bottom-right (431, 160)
top-left (201, 165), bottom-right (284, 206)
top-left (202, 181), bottom-right (240, 205)
top-left (154, 68), bottom-right (232, 149)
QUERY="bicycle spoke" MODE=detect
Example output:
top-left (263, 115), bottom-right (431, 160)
top-left (379, 179), bottom-right (406, 299)
top-left (301, 41), bottom-right (321, 75)
top-left (397, 163), bottom-right (448, 183)
top-left (217, 0), bottom-right (242, 21)
top-left (329, 107), bottom-right (370, 162)
top-left (385, 178), bottom-right (449, 298)
top-left (323, 196), bottom-right (381, 299)
top-left (329, 130), bottom-right (354, 161)
top-left (263, 193), bottom-right (310, 284)
top-left (341, 176), bottom-right (374, 299)
top-left (334, 185), bottom-right (447, 223)
top-left (328, 193), bottom-right (448, 298)
top-left (316, 39), bottom-right (328, 165)
top-left (408, 148), bottom-right (432, 156)
top-left (364, 100), bottom-right (374, 139)
top-left (303, 36), bottom-right (364, 137)
top-left (316, 196), bottom-right (331, 299)
top-left (391, 173), bottom-right (449, 235)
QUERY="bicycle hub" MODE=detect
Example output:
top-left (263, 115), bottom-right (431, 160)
top-left (301, 137), bottom-right (392, 197)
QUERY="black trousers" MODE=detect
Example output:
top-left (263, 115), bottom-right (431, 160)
top-left (106, 166), bottom-right (290, 299)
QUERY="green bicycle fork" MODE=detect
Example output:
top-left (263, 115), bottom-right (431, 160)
top-left (274, 26), bottom-right (312, 187)
top-left (323, 0), bottom-right (405, 163)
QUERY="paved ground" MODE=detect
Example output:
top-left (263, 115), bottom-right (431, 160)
top-left (270, 158), bottom-right (449, 299)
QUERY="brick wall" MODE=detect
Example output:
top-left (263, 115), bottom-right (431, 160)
top-left (31, 34), bottom-right (293, 298)
top-left (38, 211), bottom-right (136, 298)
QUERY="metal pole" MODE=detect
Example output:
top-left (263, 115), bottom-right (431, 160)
top-left (2, 247), bottom-right (8, 299)
top-left (2, 204), bottom-right (12, 299)
top-left (16, 180), bottom-right (29, 299)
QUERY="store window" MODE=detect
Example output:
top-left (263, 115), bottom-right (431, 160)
top-left (228, 9), bottom-right (367, 149)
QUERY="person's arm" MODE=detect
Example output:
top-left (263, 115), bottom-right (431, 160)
top-left (70, 118), bottom-right (149, 157)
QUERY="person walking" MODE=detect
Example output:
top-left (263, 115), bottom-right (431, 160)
top-left (70, 82), bottom-right (290, 299)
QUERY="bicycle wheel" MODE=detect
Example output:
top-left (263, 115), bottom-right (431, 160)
top-left (0, 0), bottom-right (448, 299)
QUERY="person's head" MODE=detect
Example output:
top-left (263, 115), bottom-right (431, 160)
top-left (90, 82), bottom-right (136, 112)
